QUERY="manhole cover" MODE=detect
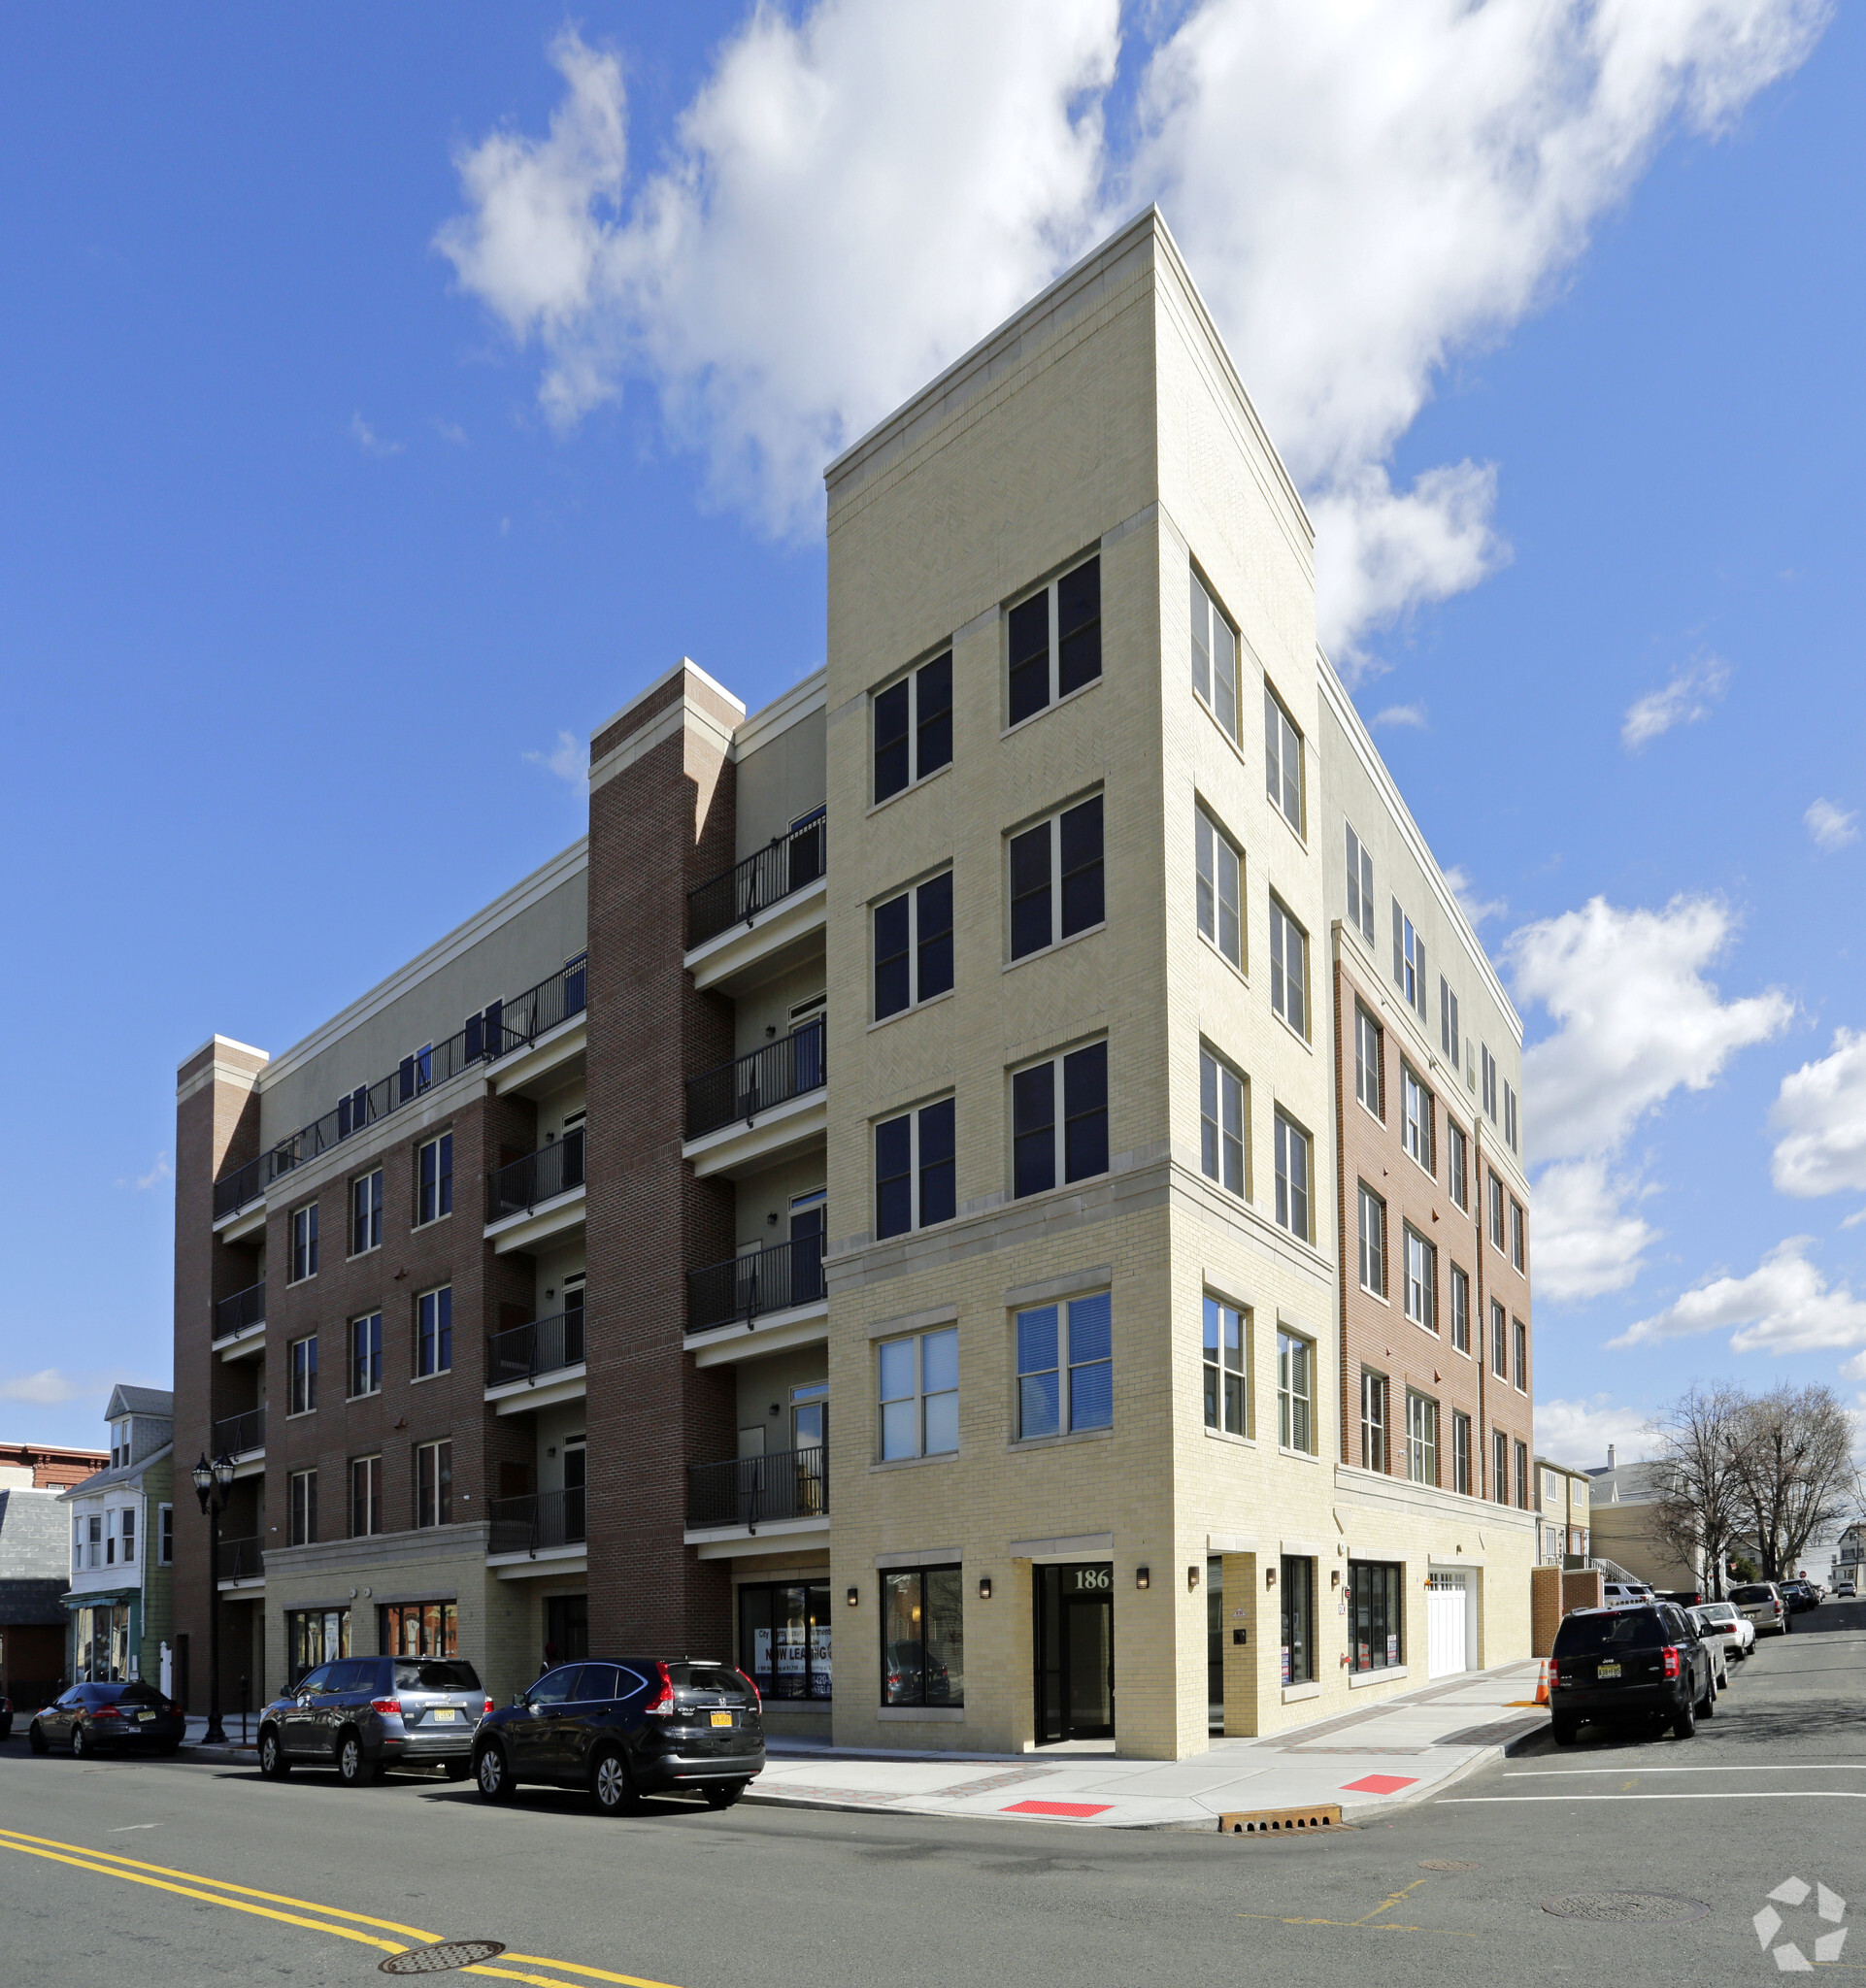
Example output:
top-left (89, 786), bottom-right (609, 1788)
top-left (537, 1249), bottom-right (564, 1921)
top-left (1419, 1860), bottom-right (1479, 1872)
top-left (379, 1941), bottom-right (508, 1974)
top-left (1541, 1894), bottom-right (1709, 1924)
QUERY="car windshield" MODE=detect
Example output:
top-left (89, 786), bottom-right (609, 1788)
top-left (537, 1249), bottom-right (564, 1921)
top-left (394, 1661), bottom-right (482, 1694)
top-left (1553, 1608), bottom-right (1665, 1654)
top-left (1696, 1605), bottom-right (1737, 1622)
top-left (83, 1683), bottom-right (131, 1703)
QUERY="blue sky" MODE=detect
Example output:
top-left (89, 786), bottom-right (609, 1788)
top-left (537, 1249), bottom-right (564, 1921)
top-left (3, 2), bottom-right (1861, 1464)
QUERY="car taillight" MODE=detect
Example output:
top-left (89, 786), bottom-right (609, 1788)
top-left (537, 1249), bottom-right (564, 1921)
top-left (1546, 1658), bottom-right (1559, 1687)
top-left (643, 1662), bottom-right (676, 1718)
top-left (483, 1697), bottom-right (494, 1717)
top-left (370, 1698), bottom-right (403, 1718)
top-left (92, 1706), bottom-right (122, 1721)
top-left (736, 1668), bottom-right (761, 1707)
top-left (1662, 1646), bottom-right (1681, 1679)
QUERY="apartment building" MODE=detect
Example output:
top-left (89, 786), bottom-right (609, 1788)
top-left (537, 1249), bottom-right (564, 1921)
top-left (170, 209), bottom-right (1533, 1758)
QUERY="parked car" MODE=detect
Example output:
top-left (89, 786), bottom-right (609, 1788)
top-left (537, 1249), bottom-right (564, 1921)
top-left (257, 1656), bottom-right (489, 1785)
top-left (472, 1659), bottom-right (764, 1814)
top-left (1780, 1579), bottom-right (1817, 1613)
top-left (29, 1680), bottom-right (184, 1757)
top-left (1601, 1580), bottom-right (1656, 1609)
top-left (1691, 1601), bottom-right (1756, 1660)
top-left (1657, 1589), bottom-right (1705, 1608)
top-left (1837, 1576), bottom-right (1857, 1599)
top-left (0, 1693), bottom-right (11, 1741)
top-left (1548, 1603), bottom-right (1716, 1744)
top-left (1729, 1582), bottom-right (1790, 1635)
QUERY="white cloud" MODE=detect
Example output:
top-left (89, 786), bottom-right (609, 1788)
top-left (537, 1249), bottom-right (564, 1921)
top-left (1531, 1157), bottom-right (1660, 1302)
top-left (350, 413), bottom-right (405, 458)
top-left (1771, 1028), bottom-right (1866, 1200)
top-left (523, 731), bottom-right (587, 791)
top-left (1370, 702), bottom-right (1429, 732)
top-left (1611, 1237), bottom-right (1866, 1354)
top-left (1443, 863), bottom-right (1508, 930)
top-left (433, 417), bottom-right (469, 447)
top-left (1536, 1394), bottom-right (1654, 1471)
top-left (0, 1369), bottom-right (89, 1406)
top-left (133, 1153), bottom-right (171, 1191)
top-left (1620, 652), bottom-right (1731, 749)
top-left (1804, 797), bottom-right (1859, 852)
top-left (437, 1), bottom-right (1828, 656)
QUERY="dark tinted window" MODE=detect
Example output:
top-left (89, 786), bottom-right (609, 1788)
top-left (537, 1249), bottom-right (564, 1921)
top-left (84, 1682), bottom-right (130, 1703)
top-left (916, 653), bottom-right (952, 777)
top-left (1058, 796), bottom-right (1104, 938)
top-left (1552, 1608), bottom-right (1664, 1654)
top-left (329, 1660), bottom-right (382, 1694)
top-left (679, 1667), bottom-right (747, 1697)
top-left (294, 1666), bottom-right (332, 1696)
top-left (874, 680), bottom-right (910, 802)
top-left (1007, 592), bottom-right (1050, 726)
top-left (572, 1665), bottom-right (619, 1702)
top-left (1009, 822), bottom-right (1051, 959)
top-left (526, 1666), bottom-right (581, 1706)
top-left (1729, 1585), bottom-right (1772, 1604)
top-left (916, 872), bottom-right (953, 1001)
top-left (1056, 558), bottom-right (1101, 696)
top-left (874, 893), bottom-right (911, 1018)
top-left (394, 1660), bottom-right (481, 1694)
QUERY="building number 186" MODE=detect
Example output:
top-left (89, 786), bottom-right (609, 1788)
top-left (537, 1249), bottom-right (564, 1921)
top-left (1072, 1568), bottom-right (1112, 1591)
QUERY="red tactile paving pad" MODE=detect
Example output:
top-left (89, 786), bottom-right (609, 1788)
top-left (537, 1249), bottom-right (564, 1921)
top-left (1002, 1800), bottom-right (1114, 1817)
top-left (1340, 1773), bottom-right (1418, 1795)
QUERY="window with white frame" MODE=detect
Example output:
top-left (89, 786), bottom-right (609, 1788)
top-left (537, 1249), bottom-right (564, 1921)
top-left (1482, 1044), bottom-right (1498, 1121)
top-left (1504, 1080), bottom-right (1519, 1152)
top-left (1493, 1428), bottom-right (1510, 1506)
top-left (1345, 823), bottom-right (1376, 945)
top-left (1009, 794), bottom-right (1104, 961)
top-left (1011, 1042), bottom-right (1108, 1199)
top-left (1195, 807), bottom-right (1243, 969)
top-left (1199, 1047), bottom-right (1247, 1197)
top-left (1453, 1412), bottom-right (1473, 1496)
top-left (1278, 1329), bottom-right (1315, 1453)
top-left (1511, 1196), bottom-right (1526, 1272)
top-left (417, 1133), bottom-right (452, 1225)
top-left (1491, 1298), bottom-right (1508, 1377)
top-left (288, 1468), bottom-right (317, 1547)
top-left (1007, 555), bottom-right (1101, 726)
top-left (349, 1312), bottom-right (383, 1399)
top-left (875, 1098), bottom-right (956, 1239)
top-left (1016, 1292), bottom-right (1113, 1440)
top-left (121, 1505), bottom-right (135, 1565)
top-left (874, 870), bottom-right (954, 1019)
top-left (1440, 977), bottom-right (1460, 1067)
top-left (1360, 1370), bottom-right (1388, 1472)
top-left (1354, 1005), bottom-right (1383, 1117)
top-left (1516, 1439), bottom-right (1530, 1510)
top-left (288, 1333), bottom-right (317, 1415)
top-left (1400, 1065), bottom-right (1434, 1174)
top-left (415, 1440), bottom-right (451, 1529)
top-left (1515, 1317), bottom-right (1529, 1392)
top-left (1449, 1262), bottom-right (1471, 1354)
top-left (1274, 1110), bottom-right (1312, 1241)
top-left (1488, 1170), bottom-right (1505, 1248)
top-left (350, 1169), bottom-right (383, 1255)
top-left (289, 1203), bottom-right (318, 1282)
top-left (350, 1454), bottom-right (383, 1538)
top-left (1448, 1120), bottom-right (1469, 1209)
top-left (1264, 685), bottom-right (1303, 834)
top-left (1189, 568), bottom-right (1239, 739)
top-left (1357, 1182), bottom-right (1386, 1296)
top-left (1268, 894), bottom-right (1307, 1036)
top-left (1391, 901), bottom-right (1426, 1020)
top-left (1406, 1392), bottom-right (1439, 1486)
top-left (416, 1287), bottom-right (452, 1378)
top-left (158, 1504), bottom-right (173, 1565)
top-left (1404, 1227), bottom-right (1437, 1331)
top-left (878, 1326), bottom-right (959, 1460)
top-left (1203, 1295), bottom-right (1247, 1436)
top-left (873, 649), bottom-right (952, 803)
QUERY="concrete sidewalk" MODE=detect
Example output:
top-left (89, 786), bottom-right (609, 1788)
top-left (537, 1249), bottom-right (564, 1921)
top-left (749, 1660), bottom-right (1548, 1829)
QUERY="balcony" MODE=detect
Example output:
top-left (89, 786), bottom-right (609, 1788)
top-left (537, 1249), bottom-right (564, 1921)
top-left (485, 1309), bottom-right (587, 1413)
top-left (487, 1488), bottom-right (587, 1573)
top-left (217, 1536), bottom-right (264, 1588)
top-left (683, 1018), bottom-right (826, 1177)
top-left (685, 1238), bottom-right (827, 1362)
top-left (484, 1129), bottom-right (585, 1253)
top-left (213, 1281), bottom-right (266, 1357)
top-left (212, 1407), bottom-right (266, 1478)
top-left (685, 1444), bottom-right (828, 1543)
top-left (688, 808), bottom-right (824, 949)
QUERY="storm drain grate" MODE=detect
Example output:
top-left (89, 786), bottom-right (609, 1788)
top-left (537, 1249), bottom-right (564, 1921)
top-left (380, 1940), bottom-right (509, 1974)
top-left (1540, 1895), bottom-right (1709, 1924)
top-left (1218, 1805), bottom-right (1345, 1837)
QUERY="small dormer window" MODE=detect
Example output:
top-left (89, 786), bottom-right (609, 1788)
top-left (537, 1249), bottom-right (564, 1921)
top-left (111, 1420), bottom-right (130, 1469)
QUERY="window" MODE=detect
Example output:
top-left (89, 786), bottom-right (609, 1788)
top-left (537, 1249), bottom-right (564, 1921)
top-left (1493, 1430), bottom-right (1510, 1506)
top-left (1515, 1439), bottom-right (1530, 1510)
top-left (874, 871), bottom-right (954, 1019)
top-left (1511, 1197), bottom-right (1526, 1272)
top-left (1199, 1047), bottom-right (1247, 1196)
top-left (1353, 1005), bottom-right (1383, 1117)
top-left (416, 1287), bottom-right (452, 1378)
top-left (1202, 1296), bottom-right (1247, 1436)
top-left (1345, 823), bottom-right (1376, 945)
top-left (417, 1134), bottom-right (452, 1225)
top-left (1016, 1292), bottom-right (1113, 1439)
top-left (1012, 1042), bottom-right (1108, 1198)
top-left (382, 1600), bottom-right (458, 1659)
top-left (350, 1455), bottom-right (382, 1539)
top-left (288, 1469), bottom-right (317, 1547)
top-left (1268, 895), bottom-right (1307, 1036)
top-left (1347, 1560), bottom-right (1403, 1672)
top-left (1195, 808), bottom-right (1243, 968)
top-left (1504, 1081), bottom-right (1518, 1153)
top-left (738, 1581), bottom-right (833, 1702)
top-left (415, 1440), bottom-right (452, 1529)
top-left (1488, 1171), bottom-right (1505, 1248)
top-left (1391, 901), bottom-right (1426, 1020)
top-left (85, 1513), bottom-right (101, 1569)
top-left (1449, 1263), bottom-right (1470, 1354)
top-left (1400, 1065), bottom-right (1434, 1173)
top-left (1277, 1329), bottom-right (1314, 1453)
top-left (1482, 1044), bottom-right (1498, 1121)
top-left (104, 1508), bottom-right (117, 1566)
top-left (1273, 1110), bottom-right (1311, 1240)
top-left (1452, 1412), bottom-right (1472, 1496)
top-left (289, 1203), bottom-right (318, 1283)
top-left (1007, 555), bottom-right (1100, 727)
top-left (875, 1098), bottom-right (956, 1239)
top-left (110, 1419), bottom-right (129, 1469)
top-left (1514, 1317), bottom-right (1528, 1392)
top-left (120, 1507), bottom-right (135, 1566)
top-left (287, 1607), bottom-right (350, 1687)
top-left (1403, 1227), bottom-right (1436, 1332)
top-left (1440, 977), bottom-right (1460, 1067)
top-left (1009, 795), bottom-right (1104, 960)
top-left (878, 1326), bottom-right (958, 1460)
top-left (157, 1504), bottom-right (173, 1566)
top-left (1357, 1183), bottom-right (1386, 1296)
top-left (1406, 1392), bottom-right (1439, 1485)
top-left (350, 1170), bottom-right (383, 1255)
top-left (1189, 568), bottom-right (1239, 737)
top-left (1448, 1121), bottom-right (1468, 1209)
top-left (1491, 1299), bottom-right (1508, 1377)
top-left (881, 1566), bottom-right (964, 1707)
top-left (1360, 1371), bottom-right (1388, 1473)
top-left (348, 1312), bottom-right (383, 1399)
top-left (1264, 685), bottom-right (1303, 834)
top-left (1280, 1555), bottom-right (1316, 1684)
top-left (873, 650), bottom-right (952, 803)
top-left (288, 1334), bottom-right (317, 1416)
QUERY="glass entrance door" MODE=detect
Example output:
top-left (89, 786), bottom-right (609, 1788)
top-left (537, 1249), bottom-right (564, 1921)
top-left (1034, 1563), bottom-right (1116, 1742)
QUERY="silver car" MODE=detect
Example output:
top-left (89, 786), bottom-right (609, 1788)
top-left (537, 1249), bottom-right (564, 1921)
top-left (258, 1655), bottom-right (489, 1785)
top-left (1728, 1582), bottom-right (1789, 1636)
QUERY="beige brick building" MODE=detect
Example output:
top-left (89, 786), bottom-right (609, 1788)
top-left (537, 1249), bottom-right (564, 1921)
top-left (170, 209), bottom-right (1533, 1760)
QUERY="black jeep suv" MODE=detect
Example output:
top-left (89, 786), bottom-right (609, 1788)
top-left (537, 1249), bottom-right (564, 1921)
top-left (1549, 1603), bottom-right (1716, 1743)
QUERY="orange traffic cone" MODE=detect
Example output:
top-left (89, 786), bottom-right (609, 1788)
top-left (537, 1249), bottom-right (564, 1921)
top-left (1534, 1660), bottom-right (1549, 1707)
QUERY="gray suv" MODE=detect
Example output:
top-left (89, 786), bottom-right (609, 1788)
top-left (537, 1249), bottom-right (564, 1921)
top-left (258, 1655), bottom-right (489, 1785)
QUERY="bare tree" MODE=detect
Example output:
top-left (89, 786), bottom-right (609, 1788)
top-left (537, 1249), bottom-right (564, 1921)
top-left (1649, 1382), bottom-right (1748, 1600)
top-left (1728, 1383), bottom-right (1856, 1582)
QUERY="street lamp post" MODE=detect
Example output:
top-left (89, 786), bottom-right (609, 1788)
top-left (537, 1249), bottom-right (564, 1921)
top-left (192, 1450), bottom-right (236, 1746)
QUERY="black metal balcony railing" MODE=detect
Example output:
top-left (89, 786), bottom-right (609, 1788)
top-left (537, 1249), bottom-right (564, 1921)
top-left (211, 954), bottom-right (588, 1222)
top-left (686, 1444), bottom-right (827, 1530)
top-left (685, 1016), bottom-right (826, 1143)
top-left (687, 1236), bottom-right (825, 1335)
top-left (686, 807), bottom-right (825, 950)
top-left (217, 1537), bottom-right (264, 1582)
top-left (212, 1408), bottom-right (265, 1456)
top-left (487, 1487), bottom-right (587, 1558)
top-left (486, 1128), bottom-right (585, 1225)
top-left (486, 1309), bottom-right (586, 1388)
top-left (215, 1280), bottom-right (266, 1342)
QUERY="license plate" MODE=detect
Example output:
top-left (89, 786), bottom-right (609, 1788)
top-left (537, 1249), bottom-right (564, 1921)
top-left (138, 1711), bottom-right (157, 1723)
top-left (1597, 1663), bottom-right (1621, 1678)
top-left (709, 1710), bottom-right (734, 1729)
top-left (430, 1707), bottom-right (459, 1723)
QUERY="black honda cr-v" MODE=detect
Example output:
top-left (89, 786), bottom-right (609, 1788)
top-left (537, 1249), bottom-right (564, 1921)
top-left (1549, 1603), bottom-right (1716, 1743)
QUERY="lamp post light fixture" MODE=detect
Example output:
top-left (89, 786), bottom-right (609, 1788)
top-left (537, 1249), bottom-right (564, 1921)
top-left (192, 1450), bottom-right (237, 1746)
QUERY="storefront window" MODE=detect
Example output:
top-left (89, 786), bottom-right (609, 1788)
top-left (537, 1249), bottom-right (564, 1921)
top-left (74, 1604), bottom-right (132, 1681)
top-left (1347, 1560), bottom-right (1403, 1672)
top-left (881, 1567), bottom-right (963, 1706)
top-left (379, 1601), bottom-right (456, 1659)
top-left (1279, 1556), bottom-right (1315, 1685)
top-left (286, 1607), bottom-right (350, 1685)
top-left (737, 1582), bottom-right (832, 1701)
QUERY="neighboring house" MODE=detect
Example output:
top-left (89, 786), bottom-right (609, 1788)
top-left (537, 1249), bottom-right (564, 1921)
top-left (1535, 1457), bottom-right (1590, 1565)
top-left (0, 1440), bottom-right (110, 1490)
top-left (1584, 1455), bottom-right (1702, 1593)
top-left (59, 1387), bottom-right (176, 1691)
top-left (0, 1484), bottom-right (74, 1710)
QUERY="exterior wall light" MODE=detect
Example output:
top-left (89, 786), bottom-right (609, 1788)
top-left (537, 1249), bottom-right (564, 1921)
top-left (978, 1576), bottom-right (992, 1601)
top-left (1266, 1565), bottom-right (1278, 1589)
top-left (1135, 1567), bottom-right (1150, 1590)
top-left (846, 1585), bottom-right (859, 1607)
top-left (1187, 1565), bottom-right (1200, 1592)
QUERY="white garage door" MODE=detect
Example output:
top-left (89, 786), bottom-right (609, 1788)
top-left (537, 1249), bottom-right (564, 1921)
top-left (1426, 1571), bottom-right (1469, 1678)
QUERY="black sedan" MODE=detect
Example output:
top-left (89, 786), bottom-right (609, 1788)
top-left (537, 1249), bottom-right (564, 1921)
top-left (1549, 1603), bottom-right (1716, 1743)
top-left (472, 1658), bottom-right (763, 1814)
top-left (30, 1681), bottom-right (185, 1756)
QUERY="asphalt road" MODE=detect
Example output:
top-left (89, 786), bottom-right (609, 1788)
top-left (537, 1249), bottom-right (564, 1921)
top-left (2, 1598), bottom-right (1861, 1988)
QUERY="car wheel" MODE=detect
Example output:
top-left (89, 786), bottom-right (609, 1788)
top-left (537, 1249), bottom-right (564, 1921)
top-left (27, 1722), bottom-right (48, 1756)
top-left (442, 1758), bottom-right (472, 1782)
top-left (1673, 1697), bottom-right (1697, 1740)
top-left (591, 1750), bottom-right (638, 1816)
top-left (1697, 1677), bottom-right (1716, 1718)
top-left (336, 1732), bottom-right (377, 1786)
top-left (72, 1724), bottom-right (90, 1761)
top-left (701, 1781), bottom-right (748, 1809)
top-left (258, 1729), bottom-right (290, 1779)
top-left (474, 1744), bottom-right (515, 1804)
